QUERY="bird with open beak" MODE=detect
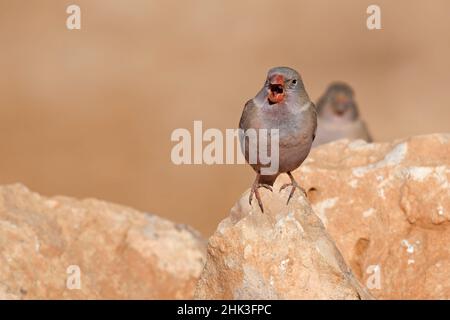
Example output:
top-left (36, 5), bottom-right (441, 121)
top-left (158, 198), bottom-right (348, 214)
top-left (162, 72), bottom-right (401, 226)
top-left (313, 82), bottom-right (372, 147)
top-left (239, 67), bottom-right (317, 212)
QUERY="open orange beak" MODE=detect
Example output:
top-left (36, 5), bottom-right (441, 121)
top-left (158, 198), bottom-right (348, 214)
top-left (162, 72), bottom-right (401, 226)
top-left (333, 93), bottom-right (351, 114)
top-left (335, 93), bottom-right (350, 105)
top-left (268, 74), bottom-right (285, 105)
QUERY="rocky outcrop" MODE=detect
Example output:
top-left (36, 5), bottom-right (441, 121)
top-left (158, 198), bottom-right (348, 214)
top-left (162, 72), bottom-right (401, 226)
top-left (195, 183), bottom-right (373, 300)
top-left (1, 133), bottom-right (448, 300)
top-left (0, 184), bottom-right (206, 299)
top-left (293, 134), bottom-right (450, 299)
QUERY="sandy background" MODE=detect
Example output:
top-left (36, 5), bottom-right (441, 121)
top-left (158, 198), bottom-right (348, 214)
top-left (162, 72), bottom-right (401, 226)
top-left (1, 0), bottom-right (449, 235)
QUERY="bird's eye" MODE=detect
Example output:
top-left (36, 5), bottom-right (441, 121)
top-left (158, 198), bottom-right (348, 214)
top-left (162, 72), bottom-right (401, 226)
top-left (292, 79), bottom-right (297, 85)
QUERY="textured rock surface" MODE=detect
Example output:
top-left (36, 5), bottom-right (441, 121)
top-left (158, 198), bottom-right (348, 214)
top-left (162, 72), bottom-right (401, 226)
top-left (195, 184), bottom-right (372, 300)
top-left (292, 133), bottom-right (450, 299)
top-left (0, 184), bottom-right (206, 299)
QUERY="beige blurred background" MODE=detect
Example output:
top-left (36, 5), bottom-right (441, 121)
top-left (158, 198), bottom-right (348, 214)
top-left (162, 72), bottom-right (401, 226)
top-left (1, 0), bottom-right (449, 235)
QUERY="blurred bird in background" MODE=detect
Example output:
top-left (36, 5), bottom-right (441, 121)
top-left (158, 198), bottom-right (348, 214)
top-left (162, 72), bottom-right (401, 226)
top-left (313, 82), bottom-right (372, 147)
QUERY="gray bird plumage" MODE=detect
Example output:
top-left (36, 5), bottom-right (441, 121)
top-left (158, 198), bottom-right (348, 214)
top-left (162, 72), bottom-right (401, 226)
top-left (313, 82), bottom-right (372, 147)
top-left (239, 66), bottom-right (317, 212)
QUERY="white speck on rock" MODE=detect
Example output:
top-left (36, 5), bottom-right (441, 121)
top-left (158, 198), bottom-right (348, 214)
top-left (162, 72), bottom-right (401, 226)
top-left (352, 143), bottom-right (408, 177)
top-left (224, 256), bottom-right (236, 269)
top-left (348, 139), bottom-right (366, 149)
top-left (70, 207), bottom-right (86, 215)
top-left (348, 139), bottom-right (375, 150)
top-left (403, 166), bottom-right (449, 188)
top-left (312, 198), bottom-right (338, 226)
top-left (435, 166), bottom-right (449, 189)
top-left (405, 167), bottom-right (433, 181)
top-left (275, 212), bottom-right (304, 233)
top-left (407, 166), bottom-right (447, 189)
top-left (352, 167), bottom-right (367, 178)
top-left (234, 265), bottom-right (278, 299)
top-left (35, 237), bottom-right (40, 253)
top-left (45, 199), bottom-right (59, 208)
top-left (244, 245), bottom-right (252, 259)
top-left (280, 258), bottom-right (290, 272)
top-left (349, 179), bottom-right (358, 188)
top-left (300, 165), bottom-right (312, 173)
top-left (435, 133), bottom-right (450, 144)
top-left (401, 240), bottom-right (415, 254)
top-left (384, 143), bottom-right (408, 165)
top-left (437, 205), bottom-right (444, 216)
top-left (408, 259), bottom-right (415, 265)
top-left (362, 208), bottom-right (376, 218)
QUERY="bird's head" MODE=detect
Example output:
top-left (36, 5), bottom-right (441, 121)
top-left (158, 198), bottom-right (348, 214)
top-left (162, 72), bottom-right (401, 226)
top-left (317, 82), bottom-right (359, 120)
top-left (264, 67), bottom-right (304, 105)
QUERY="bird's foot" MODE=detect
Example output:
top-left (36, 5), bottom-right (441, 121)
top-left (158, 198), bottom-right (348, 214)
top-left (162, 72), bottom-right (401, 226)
top-left (279, 180), bottom-right (306, 205)
top-left (249, 183), bottom-right (272, 213)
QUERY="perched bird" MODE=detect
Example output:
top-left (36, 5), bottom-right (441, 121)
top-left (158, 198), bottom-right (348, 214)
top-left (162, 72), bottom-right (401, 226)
top-left (313, 82), bottom-right (372, 147)
top-left (239, 67), bottom-right (317, 212)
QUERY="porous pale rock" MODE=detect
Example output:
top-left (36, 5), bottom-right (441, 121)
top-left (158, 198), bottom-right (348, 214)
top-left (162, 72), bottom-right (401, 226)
top-left (294, 134), bottom-right (450, 299)
top-left (195, 184), bottom-right (372, 300)
top-left (0, 184), bottom-right (206, 299)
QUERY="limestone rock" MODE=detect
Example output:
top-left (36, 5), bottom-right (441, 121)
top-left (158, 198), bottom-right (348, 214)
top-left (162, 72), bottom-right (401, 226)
top-left (0, 184), bottom-right (206, 299)
top-left (295, 133), bottom-right (450, 299)
top-left (195, 184), bottom-right (372, 300)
